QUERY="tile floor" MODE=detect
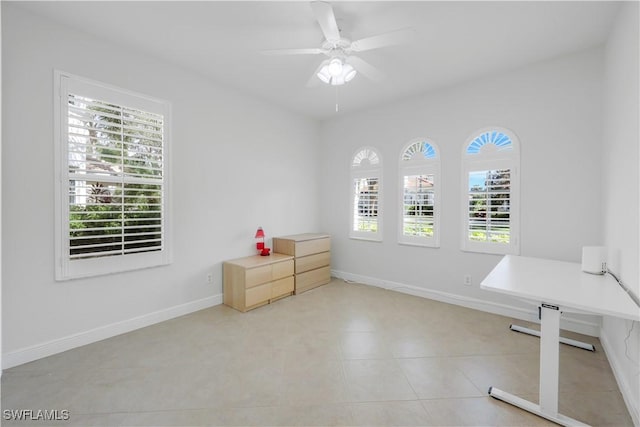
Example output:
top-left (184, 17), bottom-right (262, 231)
top-left (1, 279), bottom-right (633, 426)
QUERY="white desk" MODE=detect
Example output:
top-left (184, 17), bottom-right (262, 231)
top-left (481, 255), bottom-right (640, 426)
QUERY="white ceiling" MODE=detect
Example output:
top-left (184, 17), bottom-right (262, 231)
top-left (17, 1), bottom-right (620, 120)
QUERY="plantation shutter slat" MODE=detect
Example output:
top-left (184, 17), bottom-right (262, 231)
top-left (398, 140), bottom-right (440, 247)
top-left (461, 129), bottom-right (519, 255)
top-left (352, 177), bottom-right (379, 233)
top-left (467, 169), bottom-right (511, 244)
top-left (67, 92), bottom-right (164, 261)
top-left (349, 147), bottom-right (383, 242)
top-left (402, 174), bottom-right (435, 238)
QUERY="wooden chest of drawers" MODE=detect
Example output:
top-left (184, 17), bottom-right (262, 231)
top-left (223, 253), bottom-right (294, 312)
top-left (273, 233), bottom-right (331, 294)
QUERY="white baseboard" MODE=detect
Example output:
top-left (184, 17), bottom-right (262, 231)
top-left (599, 327), bottom-right (640, 426)
top-left (331, 269), bottom-right (601, 337)
top-left (3, 294), bottom-right (223, 370)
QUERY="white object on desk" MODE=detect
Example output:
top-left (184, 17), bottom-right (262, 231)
top-left (581, 246), bottom-right (607, 274)
top-left (481, 255), bottom-right (640, 427)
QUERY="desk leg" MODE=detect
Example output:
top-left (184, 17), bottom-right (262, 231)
top-left (539, 304), bottom-right (560, 415)
top-left (487, 303), bottom-right (590, 426)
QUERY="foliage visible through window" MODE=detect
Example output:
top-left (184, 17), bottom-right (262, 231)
top-left (68, 94), bottom-right (164, 259)
top-left (468, 169), bottom-right (511, 243)
top-left (55, 72), bottom-right (170, 280)
top-left (462, 128), bottom-right (519, 255)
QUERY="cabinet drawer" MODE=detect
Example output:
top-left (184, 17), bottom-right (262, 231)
top-left (296, 251), bottom-right (330, 274)
top-left (245, 265), bottom-right (272, 288)
top-left (245, 283), bottom-right (271, 307)
top-left (272, 259), bottom-right (294, 280)
top-left (296, 266), bottom-right (331, 293)
top-left (296, 238), bottom-right (330, 257)
top-left (271, 276), bottom-right (294, 299)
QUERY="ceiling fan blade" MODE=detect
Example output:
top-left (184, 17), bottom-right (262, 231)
top-left (310, 1), bottom-right (340, 42)
top-left (262, 48), bottom-right (325, 56)
top-left (346, 56), bottom-right (385, 82)
top-left (306, 60), bottom-right (328, 87)
top-left (350, 28), bottom-right (416, 52)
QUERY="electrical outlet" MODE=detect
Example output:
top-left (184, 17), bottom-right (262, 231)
top-left (207, 273), bottom-right (213, 284)
top-left (464, 275), bottom-right (472, 286)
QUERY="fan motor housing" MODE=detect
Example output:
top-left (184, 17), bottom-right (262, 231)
top-left (322, 38), bottom-right (352, 56)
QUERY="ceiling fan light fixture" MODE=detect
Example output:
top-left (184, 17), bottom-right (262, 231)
top-left (328, 57), bottom-right (343, 76)
top-left (317, 65), bottom-right (332, 83)
top-left (331, 74), bottom-right (345, 86)
top-left (271, 1), bottom-right (411, 91)
top-left (343, 64), bottom-right (357, 82)
top-left (317, 60), bottom-right (357, 86)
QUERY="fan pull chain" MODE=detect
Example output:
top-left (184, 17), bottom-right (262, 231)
top-left (335, 85), bottom-right (339, 112)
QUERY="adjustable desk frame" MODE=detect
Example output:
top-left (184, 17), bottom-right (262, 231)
top-left (481, 255), bottom-right (639, 427)
top-left (508, 323), bottom-right (595, 352)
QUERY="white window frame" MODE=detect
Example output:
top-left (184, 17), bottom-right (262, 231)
top-left (398, 139), bottom-right (441, 248)
top-left (461, 127), bottom-right (520, 255)
top-left (54, 71), bottom-right (172, 280)
top-left (350, 147), bottom-right (383, 241)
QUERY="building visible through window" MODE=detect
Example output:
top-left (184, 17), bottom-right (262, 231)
top-left (462, 129), bottom-right (520, 255)
top-left (399, 139), bottom-right (440, 247)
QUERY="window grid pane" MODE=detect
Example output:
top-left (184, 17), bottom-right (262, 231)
top-left (468, 169), bottom-right (511, 243)
top-left (403, 174), bottom-right (435, 237)
top-left (353, 177), bottom-right (379, 232)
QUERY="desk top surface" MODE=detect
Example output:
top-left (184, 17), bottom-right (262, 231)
top-left (481, 255), bottom-right (640, 321)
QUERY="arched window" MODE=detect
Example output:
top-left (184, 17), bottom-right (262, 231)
top-left (350, 147), bottom-right (382, 241)
top-left (399, 139), bottom-right (440, 247)
top-left (462, 128), bottom-right (520, 254)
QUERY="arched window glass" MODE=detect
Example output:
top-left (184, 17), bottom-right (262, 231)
top-left (350, 147), bottom-right (382, 241)
top-left (402, 140), bottom-right (437, 161)
top-left (399, 139), bottom-right (440, 247)
top-left (462, 127), bottom-right (520, 255)
top-left (352, 147), bottom-right (381, 167)
top-left (466, 130), bottom-right (513, 155)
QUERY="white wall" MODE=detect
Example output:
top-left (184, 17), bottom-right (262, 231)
top-left (601, 2), bottom-right (640, 424)
top-left (319, 48), bottom-right (604, 324)
top-left (2, 4), bottom-right (320, 367)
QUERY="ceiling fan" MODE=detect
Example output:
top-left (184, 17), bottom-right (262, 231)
top-left (263, 1), bottom-right (415, 87)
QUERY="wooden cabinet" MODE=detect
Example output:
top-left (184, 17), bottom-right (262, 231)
top-left (223, 253), bottom-right (294, 312)
top-left (273, 233), bottom-right (331, 294)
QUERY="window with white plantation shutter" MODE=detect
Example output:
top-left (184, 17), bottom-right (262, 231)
top-left (461, 128), bottom-right (520, 255)
top-left (350, 147), bottom-right (383, 241)
top-left (399, 139), bottom-right (440, 247)
top-left (54, 71), bottom-right (171, 280)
